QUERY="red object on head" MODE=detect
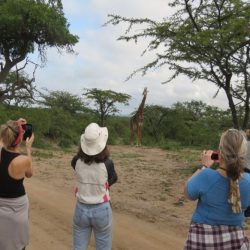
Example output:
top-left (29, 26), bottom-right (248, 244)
top-left (13, 120), bottom-right (24, 146)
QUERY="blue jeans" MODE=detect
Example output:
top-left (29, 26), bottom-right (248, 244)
top-left (72, 201), bottom-right (112, 250)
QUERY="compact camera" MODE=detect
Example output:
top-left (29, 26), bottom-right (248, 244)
top-left (22, 123), bottom-right (33, 140)
top-left (211, 151), bottom-right (220, 162)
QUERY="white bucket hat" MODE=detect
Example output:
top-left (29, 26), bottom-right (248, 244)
top-left (80, 123), bottom-right (108, 155)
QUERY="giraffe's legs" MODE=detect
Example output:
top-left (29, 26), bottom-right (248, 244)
top-left (135, 126), bottom-right (140, 146)
top-left (138, 126), bottom-right (142, 146)
top-left (137, 125), bottom-right (142, 146)
top-left (130, 129), bottom-right (135, 145)
top-left (130, 120), bottom-right (144, 146)
top-left (130, 119), bottom-right (135, 145)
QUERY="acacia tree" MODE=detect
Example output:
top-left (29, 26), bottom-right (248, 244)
top-left (0, 0), bottom-right (78, 103)
top-left (83, 88), bottom-right (131, 126)
top-left (106, 0), bottom-right (250, 129)
top-left (40, 90), bottom-right (87, 114)
top-left (1, 69), bottom-right (38, 106)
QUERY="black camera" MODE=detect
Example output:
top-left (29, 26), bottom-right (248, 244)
top-left (22, 123), bottom-right (33, 140)
top-left (211, 151), bottom-right (219, 161)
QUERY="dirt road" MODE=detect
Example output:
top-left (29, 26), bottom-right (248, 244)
top-left (26, 178), bottom-right (186, 250)
top-left (23, 145), bottom-right (250, 250)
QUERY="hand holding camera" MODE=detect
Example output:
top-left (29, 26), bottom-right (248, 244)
top-left (22, 124), bottom-right (33, 141)
top-left (19, 121), bottom-right (34, 151)
top-left (16, 118), bottom-right (33, 141)
top-left (25, 132), bottom-right (34, 145)
top-left (201, 150), bottom-right (217, 168)
top-left (211, 151), bottom-right (220, 163)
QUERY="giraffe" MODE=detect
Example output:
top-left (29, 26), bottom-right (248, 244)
top-left (130, 87), bottom-right (148, 146)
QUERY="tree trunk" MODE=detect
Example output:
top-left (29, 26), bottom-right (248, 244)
top-left (100, 113), bottom-right (105, 126)
top-left (225, 89), bottom-right (239, 129)
top-left (0, 52), bottom-right (27, 83)
top-left (242, 55), bottom-right (250, 130)
top-left (0, 64), bottom-right (12, 83)
top-left (243, 97), bottom-right (250, 130)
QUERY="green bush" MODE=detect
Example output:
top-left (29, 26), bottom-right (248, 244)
top-left (159, 139), bottom-right (182, 150)
top-left (106, 116), bottom-right (130, 145)
top-left (0, 100), bottom-right (236, 150)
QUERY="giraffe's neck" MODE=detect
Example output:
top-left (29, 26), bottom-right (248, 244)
top-left (137, 94), bottom-right (147, 115)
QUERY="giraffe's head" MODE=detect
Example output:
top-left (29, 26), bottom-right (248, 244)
top-left (143, 87), bottom-right (148, 96)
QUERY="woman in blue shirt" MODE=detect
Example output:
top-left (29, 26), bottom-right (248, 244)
top-left (184, 129), bottom-right (250, 249)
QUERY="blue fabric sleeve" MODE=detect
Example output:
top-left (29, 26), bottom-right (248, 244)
top-left (187, 169), bottom-right (209, 200)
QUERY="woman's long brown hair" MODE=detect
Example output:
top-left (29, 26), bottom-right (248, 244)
top-left (77, 146), bottom-right (110, 164)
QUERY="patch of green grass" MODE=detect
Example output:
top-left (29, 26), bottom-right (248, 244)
top-left (165, 148), bottom-right (200, 165)
top-left (113, 152), bottom-right (143, 160)
top-left (177, 165), bottom-right (200, 177)
top-left (165, 148), bottom-right (220, 177)
top-left (159, 139), bottom-right (182, 150)
top-left (32, 150), bottom-right (54, 159)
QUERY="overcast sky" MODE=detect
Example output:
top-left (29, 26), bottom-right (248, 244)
top-left (28, 0), bottom-right (229, 115)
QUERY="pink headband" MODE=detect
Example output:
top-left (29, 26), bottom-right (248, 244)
top-left (13, 121), bottom-right (24, 146)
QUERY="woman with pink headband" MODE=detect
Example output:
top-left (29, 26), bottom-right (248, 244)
top-left (0, 118), bottom-right (34, 250)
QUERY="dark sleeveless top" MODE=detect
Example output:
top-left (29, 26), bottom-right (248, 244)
top-left (0, 148), bottom-right (25, 198)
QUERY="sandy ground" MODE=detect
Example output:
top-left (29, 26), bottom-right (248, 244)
top-left (24, 145), bottom-right (250, 250)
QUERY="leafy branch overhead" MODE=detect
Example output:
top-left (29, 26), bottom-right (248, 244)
top-left (106, 0), bottom-right (250, 129)
top-left (0, 69), bottom-right (37, 106)
top-left (0, 0), bottom-right (79, 103)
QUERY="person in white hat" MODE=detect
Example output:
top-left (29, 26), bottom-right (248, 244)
top-left (71, 123), bottom-right (117, 250)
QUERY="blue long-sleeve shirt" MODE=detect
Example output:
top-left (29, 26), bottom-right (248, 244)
top-left (187, 168), bottom-right (250, 226)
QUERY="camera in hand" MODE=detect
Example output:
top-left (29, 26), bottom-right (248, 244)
top-left (22, 124), bottom-right (33, 140)
top-left (211, 151), bottom-right (219, 161)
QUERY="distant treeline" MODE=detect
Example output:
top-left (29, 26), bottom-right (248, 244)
top-left (0, 100), bottom-right (235, 150)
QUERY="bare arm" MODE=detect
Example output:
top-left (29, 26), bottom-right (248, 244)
top-left (24, 158), bottom-right (32, 178)
top-left (24, 133), bottom-right (34, 178)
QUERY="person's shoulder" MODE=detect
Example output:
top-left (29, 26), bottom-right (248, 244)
top-left (200, 168), bottom-right (221, 181)
top-left (242, 171), bottom-right (250, 187)
top-left (202, 167), bottom-right (217, 175)
top-left (243, 171), bottom-right (250, 184)
top-left (11, 155), bottom-right (31, 171)
top-left (13, 155), bottom-right (31, 165)
top-left (244, 168), bottom-right (250, 174)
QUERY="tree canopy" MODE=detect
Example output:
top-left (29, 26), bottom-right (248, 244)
top-left (143, 101), bottom-right (231, 147)
top-left (0, 69), bottom-right (37, 106)
top-left (106, 0), bottom-right (250, 129)
top-left (40, 90), bottom-right (87, 114)
top-left (82, 88), bottom-right (131, 126)
top-left (0, 0), bottom-right (78, 102)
